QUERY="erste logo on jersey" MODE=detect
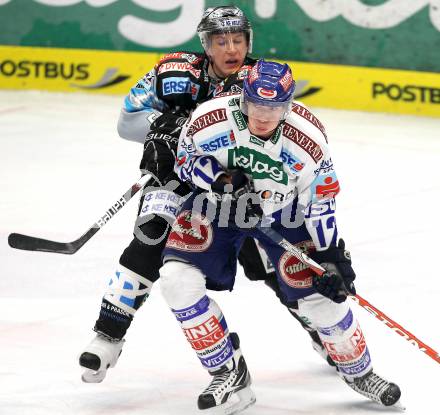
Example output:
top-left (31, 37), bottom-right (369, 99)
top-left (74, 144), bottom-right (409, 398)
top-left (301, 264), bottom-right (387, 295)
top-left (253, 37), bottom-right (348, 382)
top-left (176, 149), bottom-right (189, 167)
top-left (278, 241), bottom-right (315, 289)
top-left (257, 87), bottom-right (277, 98)
top-left (199, 130), bottom-right (236, 152)
top-left (281, 148), bottom-right (305, 173)
top-left (162, 77), bottom-right (200, 100)
top-left (166, 210), bottom-right (213, 252)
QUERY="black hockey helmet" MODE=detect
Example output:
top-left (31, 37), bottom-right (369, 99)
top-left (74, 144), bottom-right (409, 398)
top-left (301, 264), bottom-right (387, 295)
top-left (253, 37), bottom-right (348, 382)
top-left (197, 6), bottom-right (253, 53)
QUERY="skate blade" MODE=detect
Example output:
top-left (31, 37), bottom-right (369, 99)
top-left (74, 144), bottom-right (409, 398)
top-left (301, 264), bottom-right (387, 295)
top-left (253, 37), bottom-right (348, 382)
top-left (81, 369), bottom-right (106, 383)
top-left (392, 400), bottom-right (406, 412)
top-left (206, 387), bottom-right (256, 415)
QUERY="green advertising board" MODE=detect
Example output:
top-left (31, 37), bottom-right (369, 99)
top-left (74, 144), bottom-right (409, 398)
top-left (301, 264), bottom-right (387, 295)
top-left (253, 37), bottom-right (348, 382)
top-left (0, 0), bottom-right (439, 72)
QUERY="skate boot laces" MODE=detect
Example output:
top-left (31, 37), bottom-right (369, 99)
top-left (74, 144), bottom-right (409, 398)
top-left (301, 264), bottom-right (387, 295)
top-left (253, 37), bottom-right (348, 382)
top-left (203, 365), bottom-right (238, 397)
top-left (347, 370), bottom-right (401, 407)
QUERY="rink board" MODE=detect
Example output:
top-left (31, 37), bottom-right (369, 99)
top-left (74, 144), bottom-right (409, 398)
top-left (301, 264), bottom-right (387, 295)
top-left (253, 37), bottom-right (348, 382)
top-left (1, 45), bottom-right (439, 117)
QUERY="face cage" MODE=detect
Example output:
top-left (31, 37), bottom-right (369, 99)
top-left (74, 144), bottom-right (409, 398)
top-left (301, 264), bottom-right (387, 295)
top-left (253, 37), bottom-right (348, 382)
top-left (240, 93), bottom-right (292, 122)
top-left (198, 29), bottom-right (253, 54)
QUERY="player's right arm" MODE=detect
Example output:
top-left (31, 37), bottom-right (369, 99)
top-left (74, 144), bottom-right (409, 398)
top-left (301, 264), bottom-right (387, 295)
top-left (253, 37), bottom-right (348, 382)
top-left (117, 67), bottom-right (169, 144)
top-left (174, 106), bottom-right (226, 191)
top-left (175, 133), bottom-right (225, 191)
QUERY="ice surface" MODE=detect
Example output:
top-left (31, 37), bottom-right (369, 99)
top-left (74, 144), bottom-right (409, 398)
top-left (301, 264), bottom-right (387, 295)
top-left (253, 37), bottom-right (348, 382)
top-left (1, 90), bottom-right (439, 414)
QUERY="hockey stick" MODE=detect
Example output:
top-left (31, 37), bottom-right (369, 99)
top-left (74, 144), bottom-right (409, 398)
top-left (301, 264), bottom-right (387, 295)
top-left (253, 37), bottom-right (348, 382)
top-left (256, 224), bottom-right (440, 365)
top-left (8, 174), bottom-right (152, 255)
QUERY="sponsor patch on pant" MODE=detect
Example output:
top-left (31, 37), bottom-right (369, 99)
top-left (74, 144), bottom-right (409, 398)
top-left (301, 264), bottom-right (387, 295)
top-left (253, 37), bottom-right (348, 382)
top-left (166, 210), bottom-right (213, 252)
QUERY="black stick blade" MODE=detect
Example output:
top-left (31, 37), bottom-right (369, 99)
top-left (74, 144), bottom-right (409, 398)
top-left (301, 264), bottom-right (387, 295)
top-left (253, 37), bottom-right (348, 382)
top-left (8, 233), bottom-right (77, 255)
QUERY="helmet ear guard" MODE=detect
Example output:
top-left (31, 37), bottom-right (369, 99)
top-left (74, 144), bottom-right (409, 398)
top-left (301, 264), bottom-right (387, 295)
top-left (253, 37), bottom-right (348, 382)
top-left (240, 60), bottom-right (296, 121)
top-left (197, 6), bottom-right (253, 54)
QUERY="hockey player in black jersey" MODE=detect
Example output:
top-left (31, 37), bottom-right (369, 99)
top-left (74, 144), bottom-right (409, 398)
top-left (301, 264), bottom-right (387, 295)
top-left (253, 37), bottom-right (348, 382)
top-left (79, 6), bottom-right (333, 383)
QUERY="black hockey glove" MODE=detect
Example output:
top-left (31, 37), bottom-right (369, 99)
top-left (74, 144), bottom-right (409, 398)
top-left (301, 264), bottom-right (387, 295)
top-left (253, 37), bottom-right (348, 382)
top-left (211, 171), bottom-right (263, 222)
top-left (309, 239), bottom-right (356, 303)
top-left (150, 112), bottom-right (188, 137)
top-left (140, 111), bottom-right (188, 183)
top-left (140, 138), bottom-right (176, 184)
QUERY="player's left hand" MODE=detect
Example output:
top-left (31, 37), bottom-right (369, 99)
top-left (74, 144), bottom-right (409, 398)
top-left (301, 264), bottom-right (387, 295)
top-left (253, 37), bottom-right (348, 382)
top-left (309, 239), bottom-right (356, 303)
top-left (212, 170), bottom-right (252, 200)
top-left (150, 111), bottom-right (188, 136)
top-left (211, 171), bottom-right (263, 223)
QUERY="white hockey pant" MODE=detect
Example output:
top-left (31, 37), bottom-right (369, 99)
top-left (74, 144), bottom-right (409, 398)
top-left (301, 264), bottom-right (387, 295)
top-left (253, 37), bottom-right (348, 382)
top-left (295, 293), bottom-right (372, 379)
top-left (160, 260), bottom-right (235, 372)
top-left (104, 265), bottom-right (153, 315)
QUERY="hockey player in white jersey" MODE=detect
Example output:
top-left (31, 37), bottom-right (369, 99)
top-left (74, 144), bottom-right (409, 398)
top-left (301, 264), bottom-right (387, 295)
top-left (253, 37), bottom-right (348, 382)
top-left (160, 60), bottom-right (402, 413)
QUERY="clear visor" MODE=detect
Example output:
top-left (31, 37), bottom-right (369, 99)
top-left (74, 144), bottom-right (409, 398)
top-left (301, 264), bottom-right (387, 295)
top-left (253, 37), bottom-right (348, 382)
top-left (240, 95), bottom-right (291, 122)
top-left (200, 31), bottom-right (250, 53)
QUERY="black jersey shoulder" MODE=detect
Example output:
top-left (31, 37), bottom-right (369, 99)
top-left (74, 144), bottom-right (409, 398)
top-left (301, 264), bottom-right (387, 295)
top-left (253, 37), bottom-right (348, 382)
top-left (156, 51), bottom-right (207, 69)
top-left (155, 51), bottom-right (211, 109)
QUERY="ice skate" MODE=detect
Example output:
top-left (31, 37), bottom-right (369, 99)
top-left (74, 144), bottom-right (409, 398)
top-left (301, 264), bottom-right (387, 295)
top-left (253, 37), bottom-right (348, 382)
top-left (79, 333), bottom-right (125, 383)
top-left (198, 334), bottom-right (256, 415)
top-left (344, 370), bottom-right (403, 408)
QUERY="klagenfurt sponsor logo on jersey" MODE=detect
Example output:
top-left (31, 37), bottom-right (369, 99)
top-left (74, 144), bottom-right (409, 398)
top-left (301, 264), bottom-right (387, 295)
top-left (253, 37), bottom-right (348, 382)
top-left (162, 76), bottom-right (200, 100)
top-left (291, 103), bottom-right (328, 141)
top-left (158, 61), bottom-right (201, 78)
top-left (187, 108), bottom-right (227, 136)
top-left (280, 148), bottom-right (305, 173)
top-left (228, 147), bottom-right (288, 184)
top-left (232, 110), bottom-right (247, 131)
top-left (372, 82), bottom-right (440, 104)
top-left (199, 130), bottom-right (236, 152)
top-left (270, 126), bottom-right (282, 145)
top-left (249, 135), bottom-right (265, 147)
top-left (166, 210), bottom-right (213, 252)
top-left (283, 122), bottom-right (324, 163)
top-left (278, 241), bottom-right (315, 289)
